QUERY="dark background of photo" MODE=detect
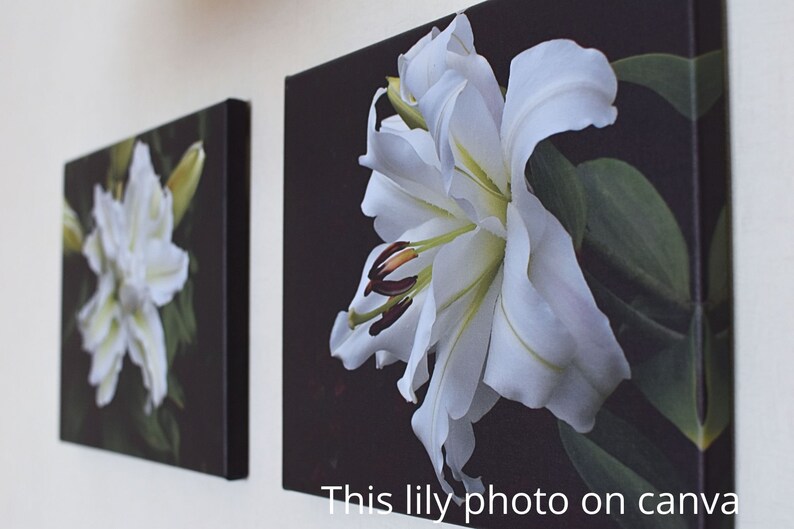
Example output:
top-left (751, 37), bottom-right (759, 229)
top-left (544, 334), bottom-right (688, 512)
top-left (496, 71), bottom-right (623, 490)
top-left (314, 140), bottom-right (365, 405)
top-left (284, 0), bottom-right (730, 527)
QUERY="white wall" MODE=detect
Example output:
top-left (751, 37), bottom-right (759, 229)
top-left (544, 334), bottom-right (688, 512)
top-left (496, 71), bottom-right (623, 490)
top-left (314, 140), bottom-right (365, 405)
top-left (0, 1), bottom-right (790, 528)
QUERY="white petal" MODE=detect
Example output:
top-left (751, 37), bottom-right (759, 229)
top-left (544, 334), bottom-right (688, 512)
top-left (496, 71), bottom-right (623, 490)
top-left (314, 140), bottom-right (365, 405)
top-left (77, 273), bottom-right (119, 352)
top-left (501, 39), bottom-right (618, 184)
top-left (411, 230), bottom-right (501, 494)
top-left (444, 383), bottom-right (499, 498)
top-left (83, 230), bottom-right (104, 274)
top-left (449, 82), bottom-right (509, 195)
top-left (359, 90), bottom-right (461, 216)
top-left (417, 70), bottom-right (467, 182)
top-left (396, 286), bottom-right (435, 402)
top-left (91, 185), bottom-right (125, 263)
top-left (124, 142), bottom-right (173, 251)
top-left (362, 172), bottom-right (462, 242)
top-left (484, 204), bottom-right (577, 409)
top-left (330, 225), bottom-right (438, 370)
top-left (144, 239), bottom-right (189, 307)
top-left (398, 26), bottom-right (442, 102)
top-left (420, 75), bottom-right (509, 226)
top-left (523, 189), bottom-right (630, 431)
top-left (400, 14), bottom-right (504, 125)
top-left (96, 355), bottom-right (123, 407)
top-left (126, 302), bottom-right (168, 409)
top-left (88, 316), bottom-right (126, 386)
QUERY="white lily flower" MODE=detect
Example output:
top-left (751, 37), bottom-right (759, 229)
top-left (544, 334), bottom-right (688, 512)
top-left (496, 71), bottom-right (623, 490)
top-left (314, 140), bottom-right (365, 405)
top-left (330, 14), bottom-right (630, 496)
top-left (78, 142), bottom-right (189, 411)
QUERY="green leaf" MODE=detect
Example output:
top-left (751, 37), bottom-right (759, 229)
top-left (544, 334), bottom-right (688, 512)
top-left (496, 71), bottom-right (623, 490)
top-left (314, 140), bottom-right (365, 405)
top-left (160, 279), bottom-right (197, 366)
top-left (101, 413), bottom-right (143, 457)
top-left (612, 51), bottom-right (724, 120)
top-left (168, 374), bottom-right (186, 410)
top-left (633, 312), bottom-right (730, 449)
top-left (132, 407), bottom-right (172, 454)
top-left (703, 330), bottom-right (732, 446)
top-left (385, 77), bottom-right (427, 131)
top-left (579, 159), bottom-right (690, 308)
top-left (586, 272), bottom-right (684, 350)
top-left (708, 207), bottom-right (729, 307)
top-left (159, 407), bottom-right (181, 463)
top-left (527, 140), bottom-right (587, 248)
top-left (560, 411), bottom-right (689, 529)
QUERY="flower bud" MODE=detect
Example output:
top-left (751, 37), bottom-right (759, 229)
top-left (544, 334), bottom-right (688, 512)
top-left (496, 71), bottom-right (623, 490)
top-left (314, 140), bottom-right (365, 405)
top-left (166, 141), bottom-right (205, 227)
top-left (386, 77), bottom-right (427, 131)
top-left (63, 198), bottom-right (84, 254)
top-left (108, 137), bottom-right (136, 198)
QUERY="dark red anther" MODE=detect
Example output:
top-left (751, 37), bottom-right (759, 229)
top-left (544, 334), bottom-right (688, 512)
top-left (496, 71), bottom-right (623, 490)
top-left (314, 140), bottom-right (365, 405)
top-left (369, 241), bottom-right (410, 279)
top-left (370, 276), bottom-right (417, 297)
top-left (369, 297), bottom-right (413, 336)
top-left (371, 248), bottom-right (418, 281)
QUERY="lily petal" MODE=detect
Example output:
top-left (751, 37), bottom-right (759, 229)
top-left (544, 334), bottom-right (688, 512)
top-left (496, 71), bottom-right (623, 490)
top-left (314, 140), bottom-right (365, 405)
top-left (91, 185), bottom-right (125, 264)
top-left (144, 239), bottom-right (189, 307)
top-left (484, 203), bottom-right (577, 410)
top-left (77, 273), bottom-right (119, 352)
top-left (501, 39), bottom-right (618, 183)
top-left (88, 316), bottom-right (126, 387)
top-left (411, 229), bottom-right (502, 494)
top-left (126, 302), bottom-right (168, 409)
top-left (96, 355), bottom-right (124, 407)
top-left (330, 217), bottom-right (446, 370)
top-left (83, 230), bottom-right (104, 275)
top-left (400, 14), bottom-right (504, 126)
top-left (444, 383), bottom-right (500, 498)
top-left (520, 187), bottom-right (630, 432)
top-left (360, 89), bottom-right (451, 200)
top-left (396, 285), bottom-right (435, 403)
top-left (421, 73), bottom-right (509, 227)
top-left (124, 142), bottom-right (173, 251)
top-left (363, 172), bottom-right (463, 243)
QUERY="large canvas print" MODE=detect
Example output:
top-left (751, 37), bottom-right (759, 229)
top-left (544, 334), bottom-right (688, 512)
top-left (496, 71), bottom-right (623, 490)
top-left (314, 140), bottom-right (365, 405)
top-left (284, 1), bottom-right (732, 527)
top-left (61, 100), bottom-right (249, 479)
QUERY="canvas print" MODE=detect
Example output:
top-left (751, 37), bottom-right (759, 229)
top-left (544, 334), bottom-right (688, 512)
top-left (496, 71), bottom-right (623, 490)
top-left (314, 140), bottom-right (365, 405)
top-left (284, 0), bottom-right (732, 527)
top-left (61, 100), bottom-right (249, 479)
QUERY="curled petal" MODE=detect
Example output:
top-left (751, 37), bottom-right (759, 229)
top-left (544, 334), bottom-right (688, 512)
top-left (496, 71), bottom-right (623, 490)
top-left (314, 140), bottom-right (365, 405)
top-left (444, 383), bottom-right (500, 501)
top-left (417, 70), bottom-right (467, 183)
top-left (88, 316), bottom-right (126, 387)
top-left (501, 39), bottom-right (618, 184)
top-left (91, 185), bottom-right (125, 264)
top-left (77, 273), bottom-right (119, 352)
top-left (411, 230), bottom-right (502, 495)
top-left (484, 204), bottom-right (577, 410)
top-left (126, 302), bottom-right (168, 410)
top-left (96, 355), bottom-right (124, 407)
top-left (83, 231), bottom-right (104, 275)
top-left (486, 184), bottom-right (629, 432)
top-left (396, 286), bottom-right (435, 403)
top-left (124, 142), bottom-right (173, 250)
top-left (144, 239), bottom-right (189, 307)
top-left (331, 229), bottom-right (436, 370)
top-left (521, 188), bottom-right (630, 431)
top-left (360, 89), bottom-right (453, 202)
top-left (400, 14), bottom-right (504, 125)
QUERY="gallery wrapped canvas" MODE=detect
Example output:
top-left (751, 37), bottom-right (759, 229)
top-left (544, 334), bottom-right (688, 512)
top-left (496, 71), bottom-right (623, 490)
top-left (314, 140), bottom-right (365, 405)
top-left (284, 0), bottom-right (732, 527)
top-left (61, 100), bottom-right (249, 479)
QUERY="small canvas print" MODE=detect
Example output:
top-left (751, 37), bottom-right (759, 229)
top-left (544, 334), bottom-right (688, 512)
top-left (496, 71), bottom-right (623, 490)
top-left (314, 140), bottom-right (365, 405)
top-left (61, 100), bottom-right (249, 479)
top-left (284, 0), bottom-right (732, 527)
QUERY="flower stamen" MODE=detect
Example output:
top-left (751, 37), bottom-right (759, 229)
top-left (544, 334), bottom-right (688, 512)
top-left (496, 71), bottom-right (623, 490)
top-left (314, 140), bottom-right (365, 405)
top-left (365, 276), bottom-right (418, 297)
top-left (369, 297), bottom-right (413, 336)
top-left (369, 241), bottom-right (410, 278)
top-left (370, 248), bottom-right (418, 280)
